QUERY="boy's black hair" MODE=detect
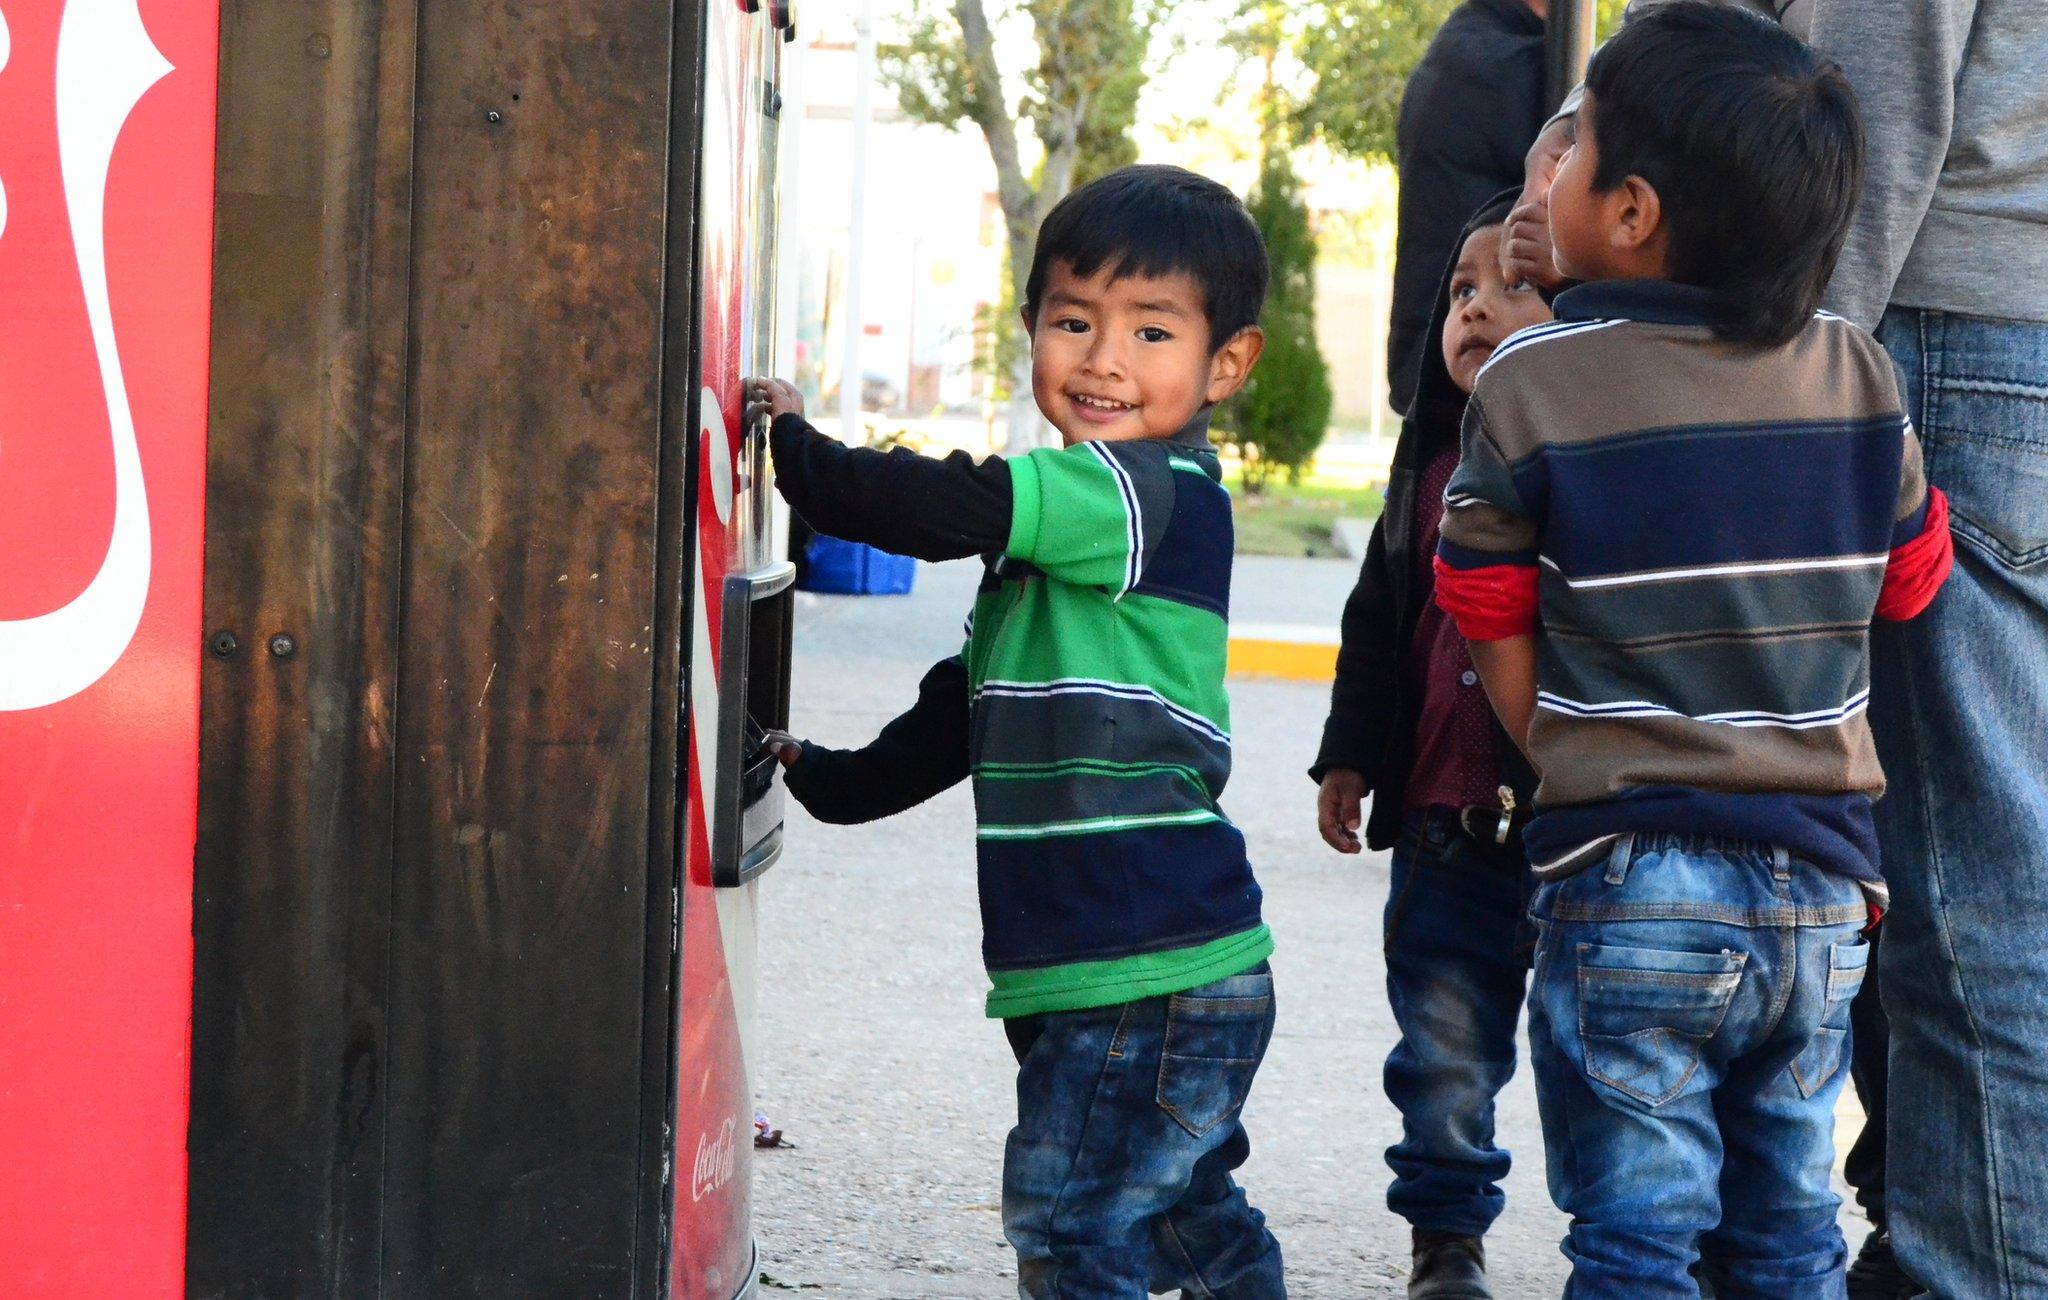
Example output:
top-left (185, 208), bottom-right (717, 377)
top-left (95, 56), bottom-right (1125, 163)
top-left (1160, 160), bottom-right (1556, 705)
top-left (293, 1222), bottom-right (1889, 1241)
top-left (1023, 164), bottom-right (1269, 353)
top-left (1585, 1), bottom-right (1864, 346)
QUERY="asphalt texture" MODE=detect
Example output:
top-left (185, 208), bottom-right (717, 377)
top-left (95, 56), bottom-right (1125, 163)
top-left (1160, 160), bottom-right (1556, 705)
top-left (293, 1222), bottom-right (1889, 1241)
top-left (752, 556), bottom-right (1871, 1298)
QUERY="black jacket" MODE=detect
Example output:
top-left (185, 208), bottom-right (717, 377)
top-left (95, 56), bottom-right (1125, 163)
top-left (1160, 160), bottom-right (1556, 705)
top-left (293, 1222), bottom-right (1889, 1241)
top-left (1387, 0), bottom-right (1547, 415)
top-left (1312, 193), bottom-right (1539, 851)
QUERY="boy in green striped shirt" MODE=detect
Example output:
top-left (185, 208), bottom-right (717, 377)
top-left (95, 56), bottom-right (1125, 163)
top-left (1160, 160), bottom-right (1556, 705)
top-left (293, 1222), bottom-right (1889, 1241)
top-left (749, 165), bottom-right (1285, 1297)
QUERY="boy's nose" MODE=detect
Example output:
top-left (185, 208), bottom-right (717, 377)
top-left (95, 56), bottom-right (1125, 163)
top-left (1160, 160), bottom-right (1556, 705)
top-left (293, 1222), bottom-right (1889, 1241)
top-left (1082, 337), bottom-right (1127, 378)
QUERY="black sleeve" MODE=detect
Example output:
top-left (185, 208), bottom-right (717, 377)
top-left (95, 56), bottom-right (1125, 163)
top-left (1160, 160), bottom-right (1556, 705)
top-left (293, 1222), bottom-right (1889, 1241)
top-left (1388, 30), bottom-right (1547, 414)
top-left (782, 655), bottom-right (972, 824)
top-left (770, 413), bottom-right (1013, 561)
top-left (1309, 514), bottom-right (1400, 788)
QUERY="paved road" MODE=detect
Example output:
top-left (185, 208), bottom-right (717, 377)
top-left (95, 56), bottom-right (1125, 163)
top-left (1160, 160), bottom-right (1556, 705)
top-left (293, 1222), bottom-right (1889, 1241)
top-left (751, 557), bottom-right (1870, 1298)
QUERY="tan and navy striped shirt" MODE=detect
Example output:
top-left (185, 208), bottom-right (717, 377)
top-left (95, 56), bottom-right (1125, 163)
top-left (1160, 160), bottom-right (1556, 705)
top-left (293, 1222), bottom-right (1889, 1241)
top-left (1434, 279), bottom-right (1952, 895)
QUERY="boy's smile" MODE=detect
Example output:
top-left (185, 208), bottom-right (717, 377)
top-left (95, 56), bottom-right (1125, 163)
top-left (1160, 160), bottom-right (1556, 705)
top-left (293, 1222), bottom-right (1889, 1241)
top-left (1026, 261), bottom-right (1262, 446)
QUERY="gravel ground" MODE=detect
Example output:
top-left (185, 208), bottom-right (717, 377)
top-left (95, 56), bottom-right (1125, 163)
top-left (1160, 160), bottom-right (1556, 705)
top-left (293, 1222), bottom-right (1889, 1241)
top-left (752, 557), bottom-right (1871, 1298)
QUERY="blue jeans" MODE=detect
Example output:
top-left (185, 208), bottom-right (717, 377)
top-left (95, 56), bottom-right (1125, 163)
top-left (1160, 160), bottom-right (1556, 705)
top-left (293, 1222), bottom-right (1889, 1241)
top-left (1383, 813), bottom-right (1533, 1235)
top-left (1527, 834), bottom-right (1869, 1299)
top-left (1001, 964), bottom-right (1285, 1298)
top-left (1871, 308), bottom-right (2048, 1298)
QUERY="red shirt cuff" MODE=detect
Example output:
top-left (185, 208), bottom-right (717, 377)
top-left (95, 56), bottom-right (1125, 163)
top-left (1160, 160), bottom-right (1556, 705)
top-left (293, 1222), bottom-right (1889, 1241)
top-left (1876, 487), bottom-right (1954, 622)
top-left (1433, 555), bottom-right (1539, 641)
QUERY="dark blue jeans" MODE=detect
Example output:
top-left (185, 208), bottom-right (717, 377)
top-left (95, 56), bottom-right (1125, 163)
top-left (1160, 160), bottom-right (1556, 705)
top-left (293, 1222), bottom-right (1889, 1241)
top-left (1528, 834), bottom-right (1868, 1300)
top-left (1871, 307), bottom-right (2048, 1297)
top-left (1382, 813), bottom-right (1534, 1236)
top-left (1001, 964), bottom-right (1285, 1299)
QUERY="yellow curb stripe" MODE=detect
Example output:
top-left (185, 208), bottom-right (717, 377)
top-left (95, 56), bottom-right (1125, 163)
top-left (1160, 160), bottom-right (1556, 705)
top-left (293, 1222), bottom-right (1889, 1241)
top-left (1227, 623), bottom-right (1340, 682)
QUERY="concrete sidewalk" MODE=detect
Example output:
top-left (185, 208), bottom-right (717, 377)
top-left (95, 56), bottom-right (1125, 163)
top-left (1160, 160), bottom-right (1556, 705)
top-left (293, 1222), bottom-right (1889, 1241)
top-left (750, 557), bottom-right (1874, 1298)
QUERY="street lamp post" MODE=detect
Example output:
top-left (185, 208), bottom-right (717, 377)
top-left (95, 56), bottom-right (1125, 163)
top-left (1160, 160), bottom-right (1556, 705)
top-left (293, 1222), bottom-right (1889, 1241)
top-left (1544, 0), bottom-right (1598, 115)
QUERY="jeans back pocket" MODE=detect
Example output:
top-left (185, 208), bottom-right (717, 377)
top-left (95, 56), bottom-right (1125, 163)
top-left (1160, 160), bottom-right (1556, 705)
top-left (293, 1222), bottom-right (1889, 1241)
top-left (1791, 936), bottom-right (1869, 1098)
top-left (1576, 943), bottom-right (1744, 1110)
top-left (1156, 971), bottom-right (1275, 1139)
top-left (1923, 318), bottom-right (2048, 570)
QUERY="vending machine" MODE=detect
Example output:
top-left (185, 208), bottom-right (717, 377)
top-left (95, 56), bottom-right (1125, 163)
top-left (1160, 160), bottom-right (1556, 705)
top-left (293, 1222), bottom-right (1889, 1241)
top-left (0, 1), bottom-right (794, 1295)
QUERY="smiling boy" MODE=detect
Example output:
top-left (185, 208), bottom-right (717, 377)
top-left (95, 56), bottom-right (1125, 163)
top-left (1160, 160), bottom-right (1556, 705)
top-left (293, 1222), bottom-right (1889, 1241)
top-left (748, 165), bottom-right (1284, 1298)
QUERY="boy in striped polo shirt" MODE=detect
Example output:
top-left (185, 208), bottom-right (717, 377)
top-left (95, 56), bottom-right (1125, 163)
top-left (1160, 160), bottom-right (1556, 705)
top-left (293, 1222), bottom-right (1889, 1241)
top-left (749, 165), bottom-right (1284, 1297)
top-left (1432, 6), bottom-right (1953, 1296)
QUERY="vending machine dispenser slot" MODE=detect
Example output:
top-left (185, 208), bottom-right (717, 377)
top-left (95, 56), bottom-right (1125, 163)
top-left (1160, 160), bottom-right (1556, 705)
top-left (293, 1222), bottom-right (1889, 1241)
top-left (711, 560), bottom-right (796, 887)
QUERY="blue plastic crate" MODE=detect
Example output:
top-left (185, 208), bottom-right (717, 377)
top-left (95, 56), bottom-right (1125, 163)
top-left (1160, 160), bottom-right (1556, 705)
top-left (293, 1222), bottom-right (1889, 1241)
top-left (800, 534), bottom-right (917, 595)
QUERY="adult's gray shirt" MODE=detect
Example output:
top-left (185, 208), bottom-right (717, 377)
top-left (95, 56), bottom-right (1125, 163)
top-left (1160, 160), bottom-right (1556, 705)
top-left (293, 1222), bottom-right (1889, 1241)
top-left (1582, 0), bottom-right (2048, 330)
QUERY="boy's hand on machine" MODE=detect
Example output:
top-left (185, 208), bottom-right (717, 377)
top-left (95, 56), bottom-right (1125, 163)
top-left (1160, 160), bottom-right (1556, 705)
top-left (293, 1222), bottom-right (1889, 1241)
top-left (1317, 769), bottom-right (1367, 855)
top-left (759, 729), bottom-right (805, 769)
top-left (745, 377), bottom-right (805, 426)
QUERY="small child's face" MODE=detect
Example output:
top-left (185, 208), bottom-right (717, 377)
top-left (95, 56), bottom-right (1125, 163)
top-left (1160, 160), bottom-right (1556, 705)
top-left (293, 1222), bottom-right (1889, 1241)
top-left (1025, 261), bottom-right (1263, 446)
top-left (1441, 225), bottom-right (1553, 393)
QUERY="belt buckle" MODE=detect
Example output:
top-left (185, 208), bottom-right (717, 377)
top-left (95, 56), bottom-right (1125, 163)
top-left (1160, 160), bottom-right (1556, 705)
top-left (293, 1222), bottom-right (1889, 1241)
top-left (1459, 805), bottom-right (1510, 846)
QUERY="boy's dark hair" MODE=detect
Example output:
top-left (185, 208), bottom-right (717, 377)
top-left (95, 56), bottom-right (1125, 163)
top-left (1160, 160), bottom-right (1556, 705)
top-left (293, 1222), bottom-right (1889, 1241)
top-left (1023, 164), bottom-right (1269, 353)
top-left (1586, 1), bottom-right (1864, 346)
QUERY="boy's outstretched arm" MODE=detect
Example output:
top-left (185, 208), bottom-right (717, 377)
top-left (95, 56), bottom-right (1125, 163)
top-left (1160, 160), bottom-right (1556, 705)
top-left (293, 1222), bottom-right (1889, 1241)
top-left (750, 378), bottom-right (1012, 562)
top-left (776, 655), bottom-right (972, 825)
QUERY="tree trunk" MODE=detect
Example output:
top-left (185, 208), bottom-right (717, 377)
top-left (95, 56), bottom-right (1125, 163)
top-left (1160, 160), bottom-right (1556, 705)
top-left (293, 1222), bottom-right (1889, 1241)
top-left (1002, 228), bottom-right (1048, 453)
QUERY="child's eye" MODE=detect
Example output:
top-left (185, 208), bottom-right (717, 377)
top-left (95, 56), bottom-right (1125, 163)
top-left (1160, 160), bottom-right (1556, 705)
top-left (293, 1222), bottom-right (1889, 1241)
top-left (1450, 282), bottom-right (1475, 301)
top-left (1137, 326), bottom-right (1173, 343)
top-left (1507, 279), bottom-right (1535, 294)
top-left (1053, 318), bottom-right (1089, 334)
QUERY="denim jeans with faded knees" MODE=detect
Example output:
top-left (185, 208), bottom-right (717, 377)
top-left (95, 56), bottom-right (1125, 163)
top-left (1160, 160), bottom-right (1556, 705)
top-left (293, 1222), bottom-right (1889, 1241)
top-left (1382, 812), bottom-right (1534, 1236)
top-left (1001, 964), bottom-right (1285, 1299)
top-left (1871, 307), bottom-right (2048, 1299)
top-left (1527, 834), bottom-right (1869, 1300)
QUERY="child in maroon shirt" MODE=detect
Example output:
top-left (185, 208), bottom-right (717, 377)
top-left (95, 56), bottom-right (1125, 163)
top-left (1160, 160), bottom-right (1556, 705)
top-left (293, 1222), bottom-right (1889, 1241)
top-left (1311, 193), bottom-right (1553, 1300)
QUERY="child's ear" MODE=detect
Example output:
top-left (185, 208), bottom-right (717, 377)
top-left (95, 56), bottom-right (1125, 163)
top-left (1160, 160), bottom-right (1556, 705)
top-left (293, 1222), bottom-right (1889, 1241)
top-left (1612, 174), bottom-right (1665, 256)
top-left (1205, 326), bottom-right (1266, 405)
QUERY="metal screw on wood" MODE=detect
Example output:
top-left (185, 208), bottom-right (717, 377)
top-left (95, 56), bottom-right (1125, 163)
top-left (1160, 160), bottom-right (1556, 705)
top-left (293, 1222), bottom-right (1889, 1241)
top-left (486, 109), bottom-right (503, 124)
top-left (209, 630), bottom-right (240, 659)
top-left (269, 634), bottom-right (298, 659)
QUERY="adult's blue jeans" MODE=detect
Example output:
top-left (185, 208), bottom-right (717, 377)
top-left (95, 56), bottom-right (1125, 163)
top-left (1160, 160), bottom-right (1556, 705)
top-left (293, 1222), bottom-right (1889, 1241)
top-left (1001, 964), bottom-right (1285, 1299)
top-left (1382, 812), bottom-right (1533, 1236)
top-left (1527, 834), bottom-right (1869, 1300)
top-left (1871, 307), bottom-right (2048, 1298)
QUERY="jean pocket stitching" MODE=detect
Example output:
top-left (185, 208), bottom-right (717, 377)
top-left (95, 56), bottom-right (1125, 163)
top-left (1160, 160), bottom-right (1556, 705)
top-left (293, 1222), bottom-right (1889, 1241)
top-left (1930, 375), bottom-right (2048, 404)
top-left (1575, 965), bottom-right (1741, 1110)
top-left (1156, 997), bottom-right (1270, 1139)
top-left (1790, 1026), bottom-right (1849, 1099)
top-left (1583, 1030), bottom-right (1711, 1108)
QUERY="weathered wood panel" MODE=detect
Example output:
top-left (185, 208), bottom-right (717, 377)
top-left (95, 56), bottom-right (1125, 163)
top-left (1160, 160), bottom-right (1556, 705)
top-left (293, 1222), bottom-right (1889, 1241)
top-left (375, 1), bottom-right (679, 1292)
top-left (189, 2), bottom-right (418, 1295)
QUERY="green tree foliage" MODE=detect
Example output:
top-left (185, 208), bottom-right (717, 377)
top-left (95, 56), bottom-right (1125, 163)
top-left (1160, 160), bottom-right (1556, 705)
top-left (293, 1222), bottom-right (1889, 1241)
top-left (1282, 0), bottom-right (1629, 163)
top-left (880, 0), bottom-right (1170, 449)
top-left (1219, 149), bottom-right (1332, 492)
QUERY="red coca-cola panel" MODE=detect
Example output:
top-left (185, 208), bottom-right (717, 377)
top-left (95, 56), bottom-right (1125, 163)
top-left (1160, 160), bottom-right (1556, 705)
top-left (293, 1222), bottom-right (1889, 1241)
top-left (0, 1), bottom-right (218, 1295)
